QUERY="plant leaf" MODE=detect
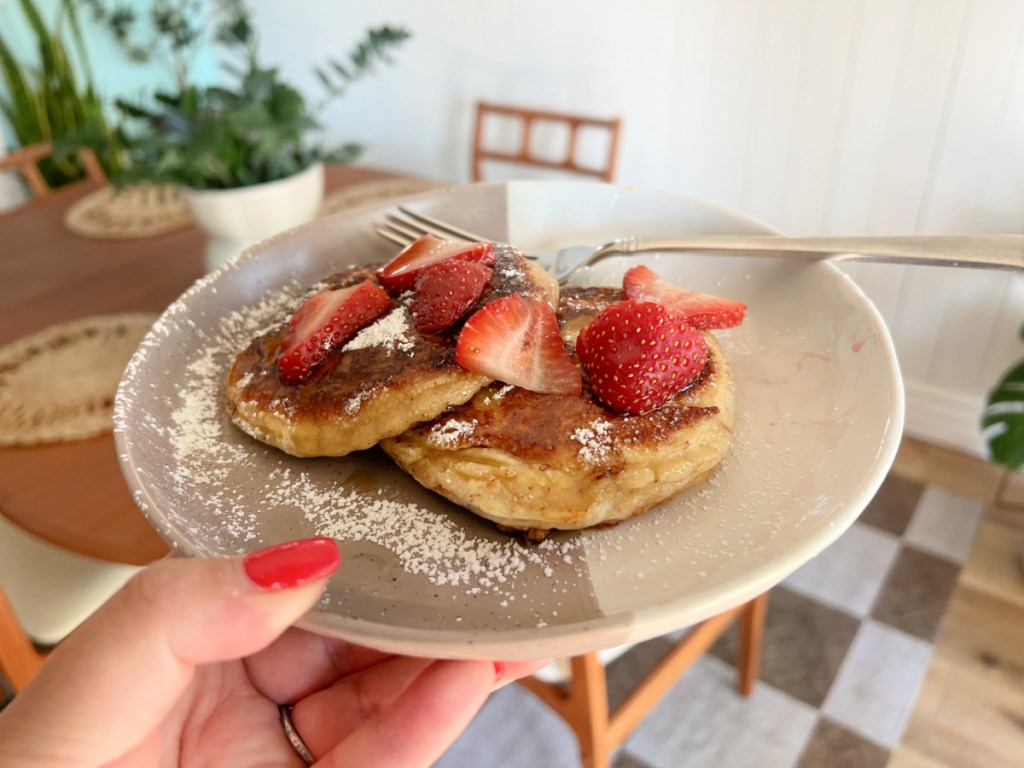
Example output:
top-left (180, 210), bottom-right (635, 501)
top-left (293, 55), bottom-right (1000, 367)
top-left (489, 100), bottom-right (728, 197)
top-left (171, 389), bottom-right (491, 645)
top-left (982, 356), bottom-right (1024, 470)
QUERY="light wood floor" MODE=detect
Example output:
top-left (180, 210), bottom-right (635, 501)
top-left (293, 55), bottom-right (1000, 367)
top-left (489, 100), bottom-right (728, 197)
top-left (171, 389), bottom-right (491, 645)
top-left (886, 437), bottom-right (1024, 768)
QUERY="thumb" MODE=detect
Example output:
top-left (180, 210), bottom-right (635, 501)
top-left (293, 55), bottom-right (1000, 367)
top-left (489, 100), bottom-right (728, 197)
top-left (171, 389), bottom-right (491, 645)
top-left (0, 536), bottom-right (339, 764)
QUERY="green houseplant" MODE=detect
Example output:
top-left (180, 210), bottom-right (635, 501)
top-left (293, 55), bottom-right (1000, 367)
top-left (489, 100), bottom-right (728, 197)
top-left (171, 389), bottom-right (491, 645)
top-left (0, 0), bottom-right (120, 190)
top-left (75, 0), bottom-right (409, 269)
top-left (82, 0), bottom-right (409, 190)
top-left (983, 324), bottom-right (1024, 575)
top-left (982, 324), bottom-right (1024, 471)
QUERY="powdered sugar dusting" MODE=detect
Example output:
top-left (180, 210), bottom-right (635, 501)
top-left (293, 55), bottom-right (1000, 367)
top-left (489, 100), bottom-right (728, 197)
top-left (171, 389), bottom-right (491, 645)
top-left (343, 306), bottom-right (415, 356)
top-left (256, 471), bottom-right (583, 592)
top-left (116, 277), bottom-right (585, 602)
top-left (570, 419), bottom-right (614, 464)
top-left (482, 384), bottom-right (515, 405)
top-left (344, 386), bottom-right (377, 415)
top-left (428, 418), bottom-right (478, 448)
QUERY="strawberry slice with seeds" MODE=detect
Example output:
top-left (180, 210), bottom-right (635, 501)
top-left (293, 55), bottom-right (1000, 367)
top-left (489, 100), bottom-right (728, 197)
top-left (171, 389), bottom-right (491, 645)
top-left (378, 234), bottom-right (496, 294)
top-left (276, 280), bottom-right (393, 384)
top-left (456, 294), bottom-right (582, 395)
top-left (577, 300), bottom-right (708, 414)
top-left (411, 260), bottom-right (493, 333)
top-left (623, 265), bottom-right (746, 329)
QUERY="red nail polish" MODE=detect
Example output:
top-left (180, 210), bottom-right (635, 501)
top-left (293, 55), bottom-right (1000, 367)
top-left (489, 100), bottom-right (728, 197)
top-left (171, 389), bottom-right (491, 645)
top-left (493, 661), bottom-right (506, 683)
top-left (243, 537), bottom-right (340, 590)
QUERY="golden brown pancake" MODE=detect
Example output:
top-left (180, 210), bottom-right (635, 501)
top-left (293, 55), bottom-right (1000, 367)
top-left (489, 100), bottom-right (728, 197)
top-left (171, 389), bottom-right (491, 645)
top-left (381, 286), bottom-right (735, 538)
top-left (225, 247), bottom-right (558, 457)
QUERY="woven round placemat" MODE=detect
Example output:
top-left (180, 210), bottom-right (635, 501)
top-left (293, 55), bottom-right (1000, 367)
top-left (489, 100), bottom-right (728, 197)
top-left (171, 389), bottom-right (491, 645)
top-left (319, 177), bottom-right (447, 217)
top-left (65, 184), bottom-right (192, 239)
top-left (0, 314), bottom-right (157, 446)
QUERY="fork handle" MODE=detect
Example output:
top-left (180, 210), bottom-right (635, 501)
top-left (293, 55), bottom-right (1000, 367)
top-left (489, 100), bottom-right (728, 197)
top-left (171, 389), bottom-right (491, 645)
top-left (596, 234), bottom-right (1024, 271)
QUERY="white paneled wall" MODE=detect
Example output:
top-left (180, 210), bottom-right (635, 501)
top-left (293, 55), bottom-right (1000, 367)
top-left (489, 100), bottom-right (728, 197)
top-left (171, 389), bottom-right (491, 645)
top-left (254, 0), bottom-right (1024, 456)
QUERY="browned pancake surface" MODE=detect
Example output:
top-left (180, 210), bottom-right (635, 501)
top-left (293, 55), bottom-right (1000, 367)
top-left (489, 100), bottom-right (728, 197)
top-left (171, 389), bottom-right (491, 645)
top-left (382, 285), bottom-right (735, 534)
top-left (226, 247), bottom-right (558, 456)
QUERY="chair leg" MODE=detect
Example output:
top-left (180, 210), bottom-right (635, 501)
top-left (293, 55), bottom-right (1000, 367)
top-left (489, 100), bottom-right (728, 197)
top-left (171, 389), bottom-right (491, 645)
top-left (519, 594), bottom-right (771, 766)
top-left (0, 585), bottom-right (45, 692)
top-left (517, 654), bottom-right (613, 767)
top-left (565, 653), bottom-right (612, 768)
top-left (77, 147), bottom-right (107, 184)
top-left (736, 592), bottom-right (768, 696)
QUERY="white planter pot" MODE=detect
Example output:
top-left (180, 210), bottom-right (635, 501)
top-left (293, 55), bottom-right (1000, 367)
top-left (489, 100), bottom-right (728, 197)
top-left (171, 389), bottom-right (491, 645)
top-left (181, 162), bottom-right (324, 272)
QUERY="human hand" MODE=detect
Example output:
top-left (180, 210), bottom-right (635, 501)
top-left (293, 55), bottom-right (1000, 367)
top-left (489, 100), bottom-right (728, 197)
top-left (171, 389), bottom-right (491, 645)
top-left (0, 537), bottom-right (547, 766)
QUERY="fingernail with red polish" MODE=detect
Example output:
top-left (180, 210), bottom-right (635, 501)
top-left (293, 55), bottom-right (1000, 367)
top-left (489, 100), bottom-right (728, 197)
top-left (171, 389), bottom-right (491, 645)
top-left (493, 661), bottom-right (506, 683)
top-left (243, 537), bottom-right (340, 590)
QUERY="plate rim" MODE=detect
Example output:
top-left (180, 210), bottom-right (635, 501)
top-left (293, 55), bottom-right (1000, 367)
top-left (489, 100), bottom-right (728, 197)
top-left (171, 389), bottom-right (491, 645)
top-left (114, 180), bottom-right (905, 660)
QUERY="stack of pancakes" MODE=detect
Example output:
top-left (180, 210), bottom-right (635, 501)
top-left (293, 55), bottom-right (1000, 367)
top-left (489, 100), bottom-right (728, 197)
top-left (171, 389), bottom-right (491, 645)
top-left (226, 249), bottom-right (735, 539)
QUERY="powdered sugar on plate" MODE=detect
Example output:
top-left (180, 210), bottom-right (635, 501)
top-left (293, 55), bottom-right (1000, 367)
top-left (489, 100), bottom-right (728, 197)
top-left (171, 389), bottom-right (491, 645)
top-left (259, 470), bottom-right (582, 592)
top-left (116, 275), bottom-right (585, 600)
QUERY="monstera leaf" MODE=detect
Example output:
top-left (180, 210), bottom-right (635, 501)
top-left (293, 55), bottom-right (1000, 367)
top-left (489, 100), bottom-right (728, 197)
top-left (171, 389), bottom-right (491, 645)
top-left (982, 326), bottom-right (1024, 470)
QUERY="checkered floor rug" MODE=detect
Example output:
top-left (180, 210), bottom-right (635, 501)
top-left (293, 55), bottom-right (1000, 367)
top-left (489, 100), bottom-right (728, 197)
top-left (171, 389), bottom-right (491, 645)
top-left (437, 474), bottom-right (984, 768)
top-left (0, 474), bottom-right (983, 767)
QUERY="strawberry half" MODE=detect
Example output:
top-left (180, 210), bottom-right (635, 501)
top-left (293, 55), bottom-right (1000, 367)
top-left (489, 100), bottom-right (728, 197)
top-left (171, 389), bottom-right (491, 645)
top-left (577, 300), bottom-right (708, 414)
top-left (623, 265), bottom-right (746, 329)
top-left (455, 294), bottom-right (582, 395)
top-left (411, 260), bottom-right (493, 333)
top-left (378, 234), bottom-right (496, 294)
top-left (276, 280), bottom-right (393, 384)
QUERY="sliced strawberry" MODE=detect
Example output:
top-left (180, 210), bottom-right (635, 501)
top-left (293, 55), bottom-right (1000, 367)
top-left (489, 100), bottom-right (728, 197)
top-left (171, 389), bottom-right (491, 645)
top-left (276, 280), bottom-right (393, 384)
top-left (378, 234), bottom-right (496, 294)
top-left (577, 300), bottom-right (708, 414)
top-left (411, 260), bottom-right (492, 333)
top-left (623, 265), bottom-right (746, 329)
top-left (455, 294), bottom-right (582, 395)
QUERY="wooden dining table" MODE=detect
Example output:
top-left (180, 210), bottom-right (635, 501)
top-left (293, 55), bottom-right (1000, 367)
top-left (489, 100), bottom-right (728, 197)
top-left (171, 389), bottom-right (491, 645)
top-left (0, 165), bottom-right (407, 566)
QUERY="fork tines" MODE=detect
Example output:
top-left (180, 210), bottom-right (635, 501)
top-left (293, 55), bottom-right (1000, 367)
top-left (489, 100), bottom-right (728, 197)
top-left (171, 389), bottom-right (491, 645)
top-left (376, 206), bottom-right (490, 250)
top-left (376, 216), bottom-right (425, 248)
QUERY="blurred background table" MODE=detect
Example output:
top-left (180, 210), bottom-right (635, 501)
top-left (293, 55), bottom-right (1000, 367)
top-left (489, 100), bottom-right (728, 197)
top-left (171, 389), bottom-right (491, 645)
top-left (0, 165), bottom-right (407, 566)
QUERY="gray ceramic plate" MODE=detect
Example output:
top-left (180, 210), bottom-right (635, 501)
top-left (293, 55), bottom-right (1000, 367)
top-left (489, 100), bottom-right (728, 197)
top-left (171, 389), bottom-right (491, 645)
top-left (114, 181), bottom-right (903, 661)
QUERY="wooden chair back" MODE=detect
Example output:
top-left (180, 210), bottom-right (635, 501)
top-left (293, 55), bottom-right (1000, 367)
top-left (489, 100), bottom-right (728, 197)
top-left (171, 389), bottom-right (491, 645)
top-left (518, 592), bottom-right (768, 768)
top-left (471, 101), bottom-right (622, 183)
top-left (0, 141), bottom-right (106, 206)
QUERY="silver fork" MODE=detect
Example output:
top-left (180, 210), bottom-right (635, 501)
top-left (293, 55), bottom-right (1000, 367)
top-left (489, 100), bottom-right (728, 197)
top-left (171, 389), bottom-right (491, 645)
top-left (377, 206), bottom-right (1024, 284)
